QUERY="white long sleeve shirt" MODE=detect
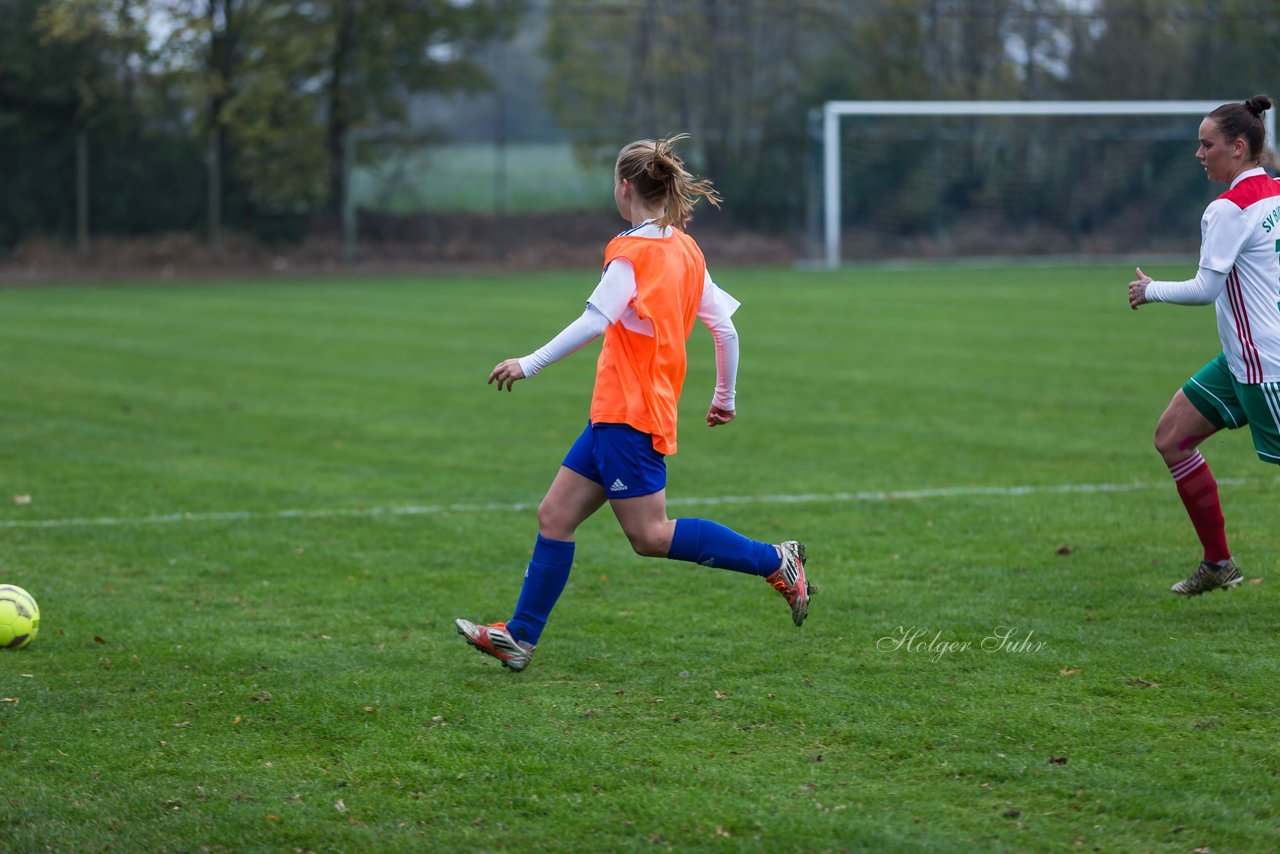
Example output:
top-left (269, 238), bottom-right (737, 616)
top-left (1145, 167), bottom-right (1280, 383)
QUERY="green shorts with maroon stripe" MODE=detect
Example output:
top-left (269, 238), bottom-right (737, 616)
top-left (1182, 352), bottom-right (1280, 465)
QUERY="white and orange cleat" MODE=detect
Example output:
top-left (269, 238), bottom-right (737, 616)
top-left (765, 540), bottom-right (811, 627)
top-left (455, 619), bottom-right (535, 671)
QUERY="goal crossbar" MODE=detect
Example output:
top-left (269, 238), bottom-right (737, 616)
top-left (821, 100), bottom-right (1276, 269)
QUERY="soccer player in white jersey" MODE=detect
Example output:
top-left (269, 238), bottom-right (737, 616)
top-left (1129, 94), bottom-right (1280, 596)
top-left (455, 135), bottom-right (812, 672)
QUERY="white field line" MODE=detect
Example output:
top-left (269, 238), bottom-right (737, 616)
top-left (0, 477), bottom-right (1263, 530)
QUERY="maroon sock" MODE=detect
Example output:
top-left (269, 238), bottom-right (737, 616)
top-left (1168, 451), bottom-right (1230, 563)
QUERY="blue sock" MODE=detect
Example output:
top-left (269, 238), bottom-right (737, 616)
top-left (666, 518), bottom-right (780, 577)
top-left (507, 534), bottom-right (575, 646)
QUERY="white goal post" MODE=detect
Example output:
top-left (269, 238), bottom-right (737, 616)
top-left (821, 100), bottom-right (1277, 269)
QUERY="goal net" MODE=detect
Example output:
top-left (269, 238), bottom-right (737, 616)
top-left (819, 101), bottom-right (1276, 268)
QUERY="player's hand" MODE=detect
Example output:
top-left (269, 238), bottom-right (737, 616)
top-left (706, 405), bottom-right (735, 427)
top-left (488, 359), bottom-right (525, 391)
top-left (1128, 266), bottom-right (1151, 310)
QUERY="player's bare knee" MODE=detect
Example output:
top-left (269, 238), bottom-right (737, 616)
top-left (536, 502), bottom-right (573, 540)
top-left (623, 527), bottom-right (666, 558)
top-left (1155, 423), bottom-right (1206, 464)
top-left (1154, 417), bottom-right (1183, 459)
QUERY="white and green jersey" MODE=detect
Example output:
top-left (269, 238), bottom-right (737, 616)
top-left (1146, 167), bottom-right (1280, 384)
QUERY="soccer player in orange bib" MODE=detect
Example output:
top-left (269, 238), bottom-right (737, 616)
top-left (456, 134), bottom-right (811, 671)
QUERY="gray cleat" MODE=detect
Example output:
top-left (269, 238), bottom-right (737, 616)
top-left (1171, 559), bottom-right (1244, 597)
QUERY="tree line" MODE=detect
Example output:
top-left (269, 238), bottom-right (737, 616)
top-left (0, 0), bottom-right (517, 251)
top-left (1, 0), bottom-right (1277, 254)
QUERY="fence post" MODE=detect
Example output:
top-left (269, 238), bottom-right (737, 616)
top-left (76, 129), bottom-right (90, 255)
top-left (207, 124), bottom-right (222, 253)
top-left (343, 128), bottom-right (357, 262)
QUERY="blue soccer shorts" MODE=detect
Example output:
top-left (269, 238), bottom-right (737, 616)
top-left (561, 421), bottom-right (667, 498)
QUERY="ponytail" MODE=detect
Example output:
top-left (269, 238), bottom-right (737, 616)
top-left (615, 134), bottom-right (722, 228)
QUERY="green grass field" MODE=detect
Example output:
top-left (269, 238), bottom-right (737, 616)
top-left (1, 263), bottom-right (1277, 852)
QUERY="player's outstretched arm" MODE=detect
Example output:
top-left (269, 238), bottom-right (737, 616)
top-left (488, 306), bottom-right (611, 392)
top-left (1132, 264), bottom-right (1227, 309)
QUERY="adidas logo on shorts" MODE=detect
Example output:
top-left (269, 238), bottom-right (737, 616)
top-left (609, 478), bottom-right (628, 493)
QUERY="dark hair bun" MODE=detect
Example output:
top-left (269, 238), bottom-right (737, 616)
top-left (1245, 94), bottom-right (1273, 117)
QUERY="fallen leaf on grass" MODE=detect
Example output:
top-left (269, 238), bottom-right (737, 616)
top-left (13, 495), bottom-right (31, 505)
top-left (1247, 577), bottom-right (1263, 585)
top-left (1, 697), bottom-right (18, 704)
top-left (1126, 678), bottom-right (1160, 689)
top-left (714, 690), bottom-right (728, 699)
top-left (1059, 668), bottom-right (1080, 676)
top-left (334, 799), bottom-right (347, 813)
top-left (1049, 756), bottom-right (1068, 765)
top-left (1055, 545), bottom-right (1073, 555)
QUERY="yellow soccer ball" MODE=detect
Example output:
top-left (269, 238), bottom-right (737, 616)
top-left (0, 585), bottom-right (40, 650)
